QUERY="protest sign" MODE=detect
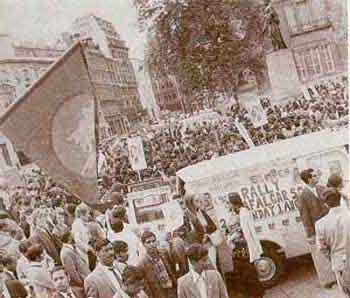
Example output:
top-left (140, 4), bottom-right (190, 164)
top-left (128, 136), bottom-right (147, 171)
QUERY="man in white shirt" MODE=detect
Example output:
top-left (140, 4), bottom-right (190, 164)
top-left (71, 204), bottom-right (93, 266)
top-left (107, 219), bottom-right (143, 266)
top-left (316, 189), bottom-right (350, 297)
top-left (177, 244), bottom-right (229, 298)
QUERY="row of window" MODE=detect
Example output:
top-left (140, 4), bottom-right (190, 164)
top-left (294, 43), bottom-right (336, 82)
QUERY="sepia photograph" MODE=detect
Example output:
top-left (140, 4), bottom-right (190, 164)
top-left (0, 0), bottom-right (348, 297)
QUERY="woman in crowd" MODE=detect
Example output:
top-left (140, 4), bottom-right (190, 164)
top-left (227, 192), bottom-right (265, 298)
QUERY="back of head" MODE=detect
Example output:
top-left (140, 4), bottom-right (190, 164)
top-left (327, 174), bottom-right (343, 188)
top-left (186, 243), bottom-right (208, 263)
top-left (323, 188), bottom-right (341, 208)
top-left (113, 240), bottom-right (128, 254)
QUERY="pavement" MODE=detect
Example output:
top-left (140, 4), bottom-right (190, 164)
top-left (264, 255), bottom-right (343, 298)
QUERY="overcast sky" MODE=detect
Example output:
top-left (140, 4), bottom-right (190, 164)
top-left (2, 0), bottom-right (146, 59)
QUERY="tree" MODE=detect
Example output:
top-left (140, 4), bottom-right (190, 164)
top-left (134, 0), bottom-right (266, 105)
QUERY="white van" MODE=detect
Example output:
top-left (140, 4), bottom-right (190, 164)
top-left (176, 128), bottom-right (349, 286)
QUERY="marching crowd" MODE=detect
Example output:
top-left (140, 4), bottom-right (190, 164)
top-left (0, 74), bottom-right (348, 298)
top-left (98, 76), bottom-right (348, 194)
top-left (0, 165), bottom-right (349, 298)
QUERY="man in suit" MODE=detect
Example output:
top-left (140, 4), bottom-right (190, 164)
top-left (138, 231), bottom-right (176, 298)
top-left (177, 244), bottom-right (229, 298)
top-left (51, 266), bottom-right (85, 298)
top-left (316, 189), bottom-right (350, 297)
top-left (297, 169), bottom-right (328, 240)
top-left (84, 239), bottom-right (122, 298)
top-left (297, 169), bottom-right (335, 287)
top-left (60, 231), bottom-right (90, 296)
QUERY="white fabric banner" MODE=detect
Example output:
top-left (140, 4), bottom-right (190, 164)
top-left (127, 136), bottom-right (147, 171)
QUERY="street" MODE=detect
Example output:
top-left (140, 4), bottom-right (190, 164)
top-left (264, 255), bottom-right (342, 298)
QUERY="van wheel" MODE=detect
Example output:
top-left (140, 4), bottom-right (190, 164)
top-left (254, 246), bottom-right (285, 288)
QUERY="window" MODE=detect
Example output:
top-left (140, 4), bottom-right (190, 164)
top-left (294, 44), bottom-right (335, 82)
top-left (0, 143), bottom-right (12, 167)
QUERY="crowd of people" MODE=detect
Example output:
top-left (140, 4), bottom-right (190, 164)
top-left (98, 76), bottom-right (348, 194)
top-left (0, 163), bottom-right (349, 297)
top-left (0, 74), bottom-right (348, 297)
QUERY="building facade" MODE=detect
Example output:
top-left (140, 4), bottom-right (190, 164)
top-left (273, 0), bottom-right (346, 84)
top-left (149, 72), bottom-right (184, 113)
top-left (68, 14), bottom-right (143, 134)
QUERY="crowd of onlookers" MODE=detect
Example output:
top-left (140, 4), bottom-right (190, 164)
top-left (98, 76), bottom-right (349, 194)
top-left (1, 163), bottom-right (349, 298)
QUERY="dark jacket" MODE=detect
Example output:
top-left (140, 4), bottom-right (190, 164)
top-left (297, 185), bottom-right (328, 238)
top-left (138, 250), bottom-right (176, 298)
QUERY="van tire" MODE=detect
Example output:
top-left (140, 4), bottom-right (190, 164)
top-left (255, 245), bottom-right (285, 288)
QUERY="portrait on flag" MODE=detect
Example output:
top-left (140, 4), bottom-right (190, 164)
top-left (0, 42), bottom-right (98, 205)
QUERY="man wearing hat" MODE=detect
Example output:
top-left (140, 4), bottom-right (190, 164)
top-left (316, 189), bottom-right (350, 297)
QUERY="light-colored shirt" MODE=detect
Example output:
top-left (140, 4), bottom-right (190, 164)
top-left (71, 218), bottom-right (91, 264)
top-left (101, 264), bottom-right (123, 289)
top-left (58, 289), bottom-right (77, 298)
top-left (107, 229), bottom-right (144, 266)
top-left (191, 269), bottom-right (208, 298)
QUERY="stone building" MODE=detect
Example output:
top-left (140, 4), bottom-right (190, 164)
top-left (271, 0), bottom-right (346, 84)
top-left (149, 72), bottom-right (184, 113)
top-left (66, 14), bottom-right (143, 135)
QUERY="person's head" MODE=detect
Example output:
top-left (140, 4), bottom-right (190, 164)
top-left (18, 239), bottom-right (32, 256)
top-left (60, 230), bottom-right (73, 244)
top-left (24, 244), bottom-right (44, 262)
top-left (75, 203), bottom-right (92, 223)
top-left (51, 266), bottom-right (70, 292)
top-left (323, 188), bottom-right (341, 208)
top-left (95, 239), bottom-right (114, 266)
top-left (110, 206), bottom-right (128, 223)
top-left (113, 240), bottom-right (129, 263)
top-left (327, 174), bottom-right (343, 190)
top-left (228, 192), bottom-right (244, 214)
top-left (121, 266), bottom-right (145, 296)
top-left (300, 169), bottom-right (318, 186)
top-left (186, 244), bottom-right (211, 274)
top-left (110, 217), bottom-right (124, 233)
top-left (184, 194), bottom-right (200, 213)
top-left (141, 231), bottom-right (158, 254)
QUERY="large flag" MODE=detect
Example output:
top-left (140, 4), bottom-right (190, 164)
top-left (0, 42), bottom-right (98, 205)
top-left (127, 136), bottom-right (147, 171)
